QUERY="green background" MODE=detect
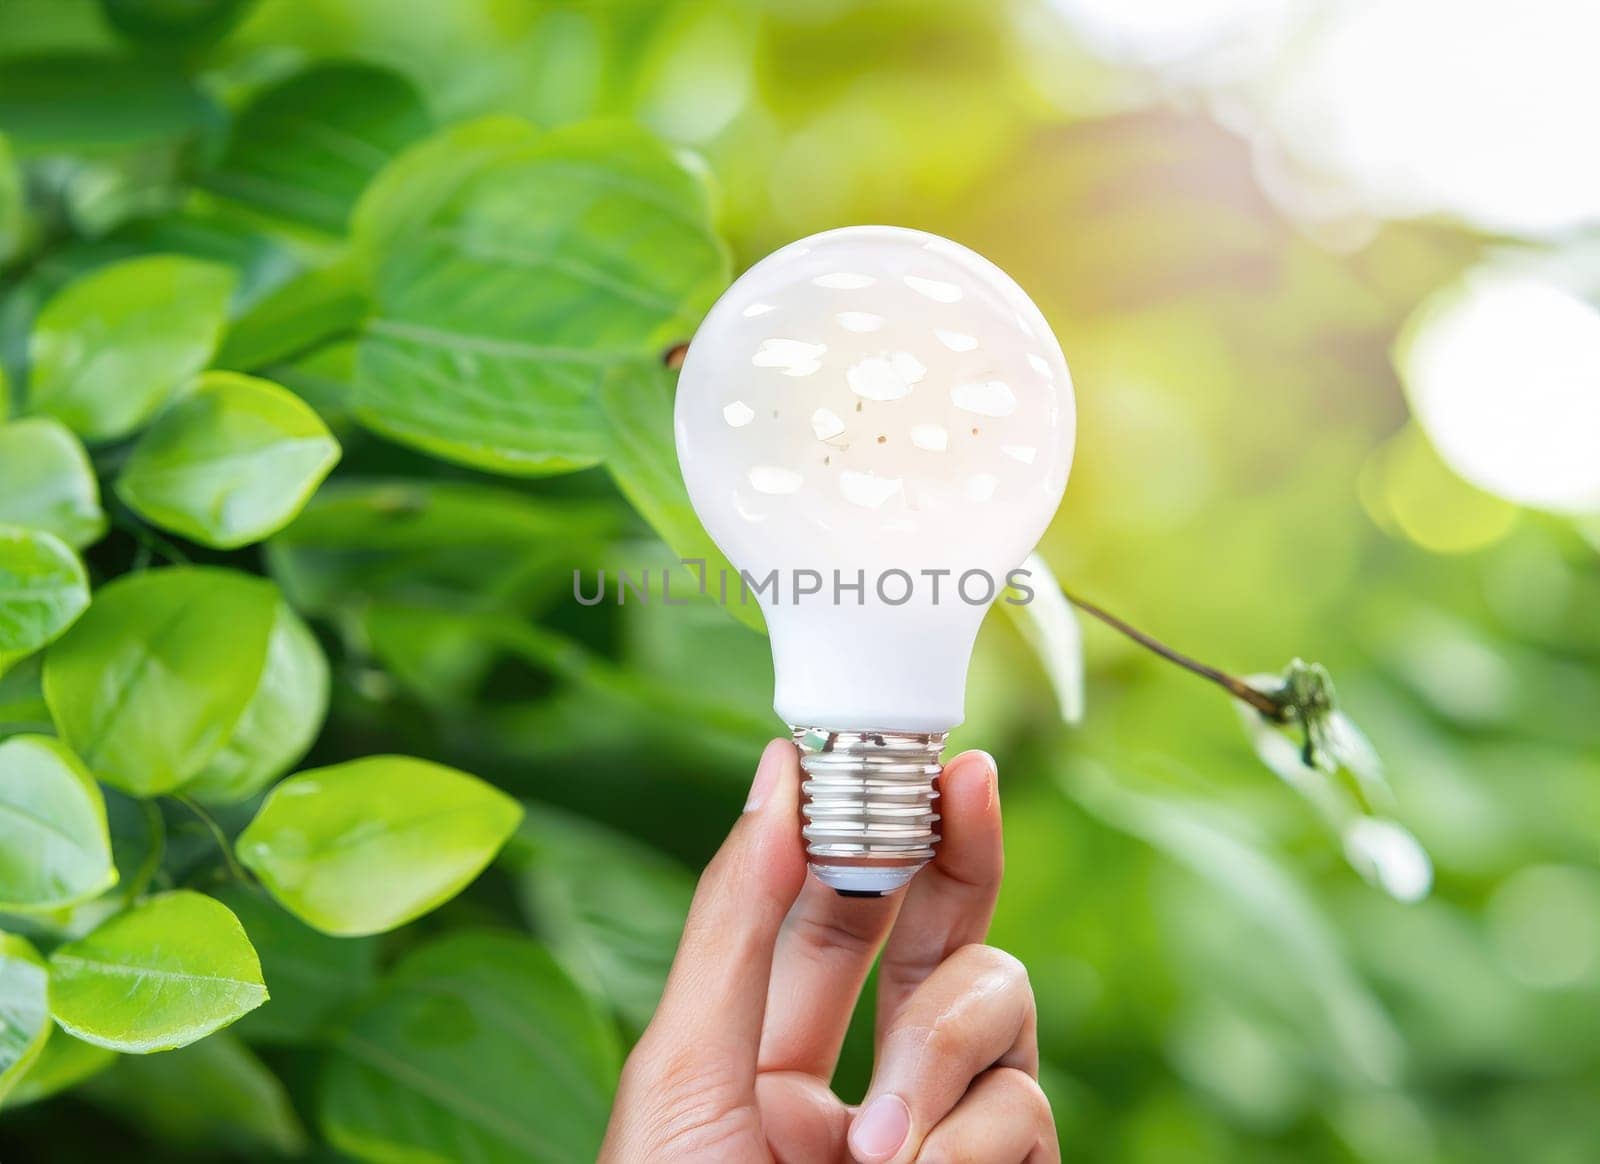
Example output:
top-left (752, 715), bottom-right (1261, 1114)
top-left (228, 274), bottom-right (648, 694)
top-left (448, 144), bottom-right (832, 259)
top-left (2, 1), bottom-right (1598, 1161)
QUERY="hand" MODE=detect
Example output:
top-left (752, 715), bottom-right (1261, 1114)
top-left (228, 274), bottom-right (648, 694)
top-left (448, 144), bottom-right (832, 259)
top-left (600, 739), bottom-right (1056, 1163)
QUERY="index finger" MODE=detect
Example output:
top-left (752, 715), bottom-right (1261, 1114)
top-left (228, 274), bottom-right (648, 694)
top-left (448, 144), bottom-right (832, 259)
top-left (641, 739), bottom-right (807, 1079)
top-left (875, 749), bottom-right (1004, 1033)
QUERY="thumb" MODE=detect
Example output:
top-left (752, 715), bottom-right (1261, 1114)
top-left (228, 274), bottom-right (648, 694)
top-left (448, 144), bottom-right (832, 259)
top-left (642, 738), bottom-right (807, 1081)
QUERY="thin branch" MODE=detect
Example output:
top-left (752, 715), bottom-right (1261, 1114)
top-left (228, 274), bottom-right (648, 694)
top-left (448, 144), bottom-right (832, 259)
top-left (121, 799), bottom-right (167, 904)
top-left (110, 509), bottom-right (191, 566)
top-left (173, 795), bottom-right (251, 884)
top-left (1061, 588), bottom-right (1289, 722)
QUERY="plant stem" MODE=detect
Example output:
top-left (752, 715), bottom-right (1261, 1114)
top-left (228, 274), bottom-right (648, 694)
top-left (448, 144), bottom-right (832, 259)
top-left (173, 795), bottom-right (250, 884)
top-left (110, 509), bottom-right (191, 566)
top-left (1061, 588), bottom-right (1289, 722)
top-left (122, 799), bottom-right (167, 904)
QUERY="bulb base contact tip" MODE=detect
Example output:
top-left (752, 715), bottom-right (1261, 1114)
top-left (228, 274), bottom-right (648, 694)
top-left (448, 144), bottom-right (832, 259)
top-left (792, 726), bottom-right (946, 897)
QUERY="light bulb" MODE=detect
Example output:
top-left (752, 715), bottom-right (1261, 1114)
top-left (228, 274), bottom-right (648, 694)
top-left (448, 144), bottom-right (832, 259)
top-left (676, 226), bottom-right (1075, 894)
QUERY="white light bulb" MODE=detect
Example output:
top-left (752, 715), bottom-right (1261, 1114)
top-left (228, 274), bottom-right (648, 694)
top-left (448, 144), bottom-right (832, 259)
top-left (676, 226), bottom-right (1075, 893)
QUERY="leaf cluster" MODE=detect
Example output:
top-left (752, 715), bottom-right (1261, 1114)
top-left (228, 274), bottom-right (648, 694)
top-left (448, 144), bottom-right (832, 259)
top-left (0, 16), bottom-right (730, 1158)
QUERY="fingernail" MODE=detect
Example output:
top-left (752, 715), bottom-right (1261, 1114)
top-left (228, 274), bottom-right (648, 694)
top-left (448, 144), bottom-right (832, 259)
top-left (744, 741), bottom-right (785, 812)
top-left (974, 750), bottom-right (997, 808)
top-left (849, 1093), bottom-right (909, 1162)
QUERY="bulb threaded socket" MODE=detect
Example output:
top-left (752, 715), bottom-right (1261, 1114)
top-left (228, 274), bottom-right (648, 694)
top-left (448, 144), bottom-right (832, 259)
top-left (791, 726), bottom-right (947, 896)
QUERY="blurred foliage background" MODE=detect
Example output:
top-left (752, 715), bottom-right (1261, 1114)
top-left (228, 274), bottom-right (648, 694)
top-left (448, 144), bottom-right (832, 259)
top-left (3, 0), bottom-right (1599, 1161)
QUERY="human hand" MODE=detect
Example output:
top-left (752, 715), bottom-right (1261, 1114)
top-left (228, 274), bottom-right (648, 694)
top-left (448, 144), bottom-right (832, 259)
top-left (600, 739), bottom-right (1056, 1163)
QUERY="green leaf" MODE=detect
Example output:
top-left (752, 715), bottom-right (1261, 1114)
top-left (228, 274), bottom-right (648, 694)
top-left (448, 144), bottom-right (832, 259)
top-left (354, 120), bottom-right (729, 475)
top-left (0, 655), bottom-right (50, 739)
top-left (238, 756), bottom-right (522, 936)
top-left (215, 251), bottom-right (369, 371)
top-left (116, 371), bottom-right (341, 549)
top-left (272, 336), bottom-right (357, 425)
top-left (98, 0), bottom-right (255, 48)
top-left (81, 1032), bottom-right (306, 1153)
top-left (320, 932), bottom-right (619, 1164)
top-left (48, 890), bottom-right (267, 1053)
top-left (5, 1030), bottom-right (115, 1107)
top-left (1065, 762), bottom-right (1405, 1086)
top-left (108, 204), bottom-right (303, 313)
top-left (0, 418), bottom-right (107, 549)
top-left (0, 525), bottom-right (90, 676)
top-left (204, 63), bottom-right (432, 234)
top-left (351, 115), bottom-right (541, 264)
top-left (1004, 552), bottom-right (1084, 725)
top-left (43, 567), bottom-right (278, 796)
top-left (0, 931), bottom-right (50, 1102)
top-left (0, 133), bottom-right (26, 266)
top-left (0, 735), bottom-right (116, 912)
top-left (510, 805), bottom-right (692, 1033)
top-left (27, 255), bottom-right (236, 443)
top-left (264, 479), bottom-right (617, 616)
top-left (0, 56), bottom-right (218, 155)
top-left (210, 885), bottom-right (377, 1045)
top-left (184, 600), bottom-right (328, 805)
top-left (596, 361), bottom-right (762, 632)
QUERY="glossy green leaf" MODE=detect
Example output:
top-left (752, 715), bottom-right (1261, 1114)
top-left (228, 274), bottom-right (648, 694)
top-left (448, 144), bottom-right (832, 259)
top-left (98, 0), bottom-right (255, 48)
top-left (0, 932), bottom-right (50, 1102)
top-left (354, 120), bottom-right (729, 475)
top-left (116, 371), bottom-right (341, 549)
top-left (211, 885), bottom-right (377, 1045)
top-left (320, 932), bottom-right (619, 1164)
top-left (0, 525), bottom-right (90, 676)
top-left (264, 478), bottom-right (617, 616)
top-left (0, 655), bottom-right (50, 739)
top-left (1065, 763), bottom-right (1405, 1086)
top-left (82, 1032), bottom-right (305, 1153)
top-left (215, 251), bottom-right (369, 371)
top-left (5, 1031), bottom-right (115, 1107)
top-left (184, 600), bottom-right (328, 805)
top-left (270, 332), bottom-right (357, 413)
top-left (1005, 552), bottom-right (1085, 725)
top-left (0, 418), bottom-right (106, 549)
top-left (107, 204), bottom-right (303, 313)
top-left (27, 255), bottom-right (236, 443)
top-left (0, 735), bottom-right (116, 912)
top-left (43, 567), bottom-right (278, 796)
top-left (0, 56), bottom-right (217, 154)
top-left (510, 805), bottom-right (692, 1033)
top-left (204, 63), bottom-right (432, 233)
top-left (48, 891), bottom-right (267, 1053)
top-left (351, 115), bottom-right (541, 263)
top-left (0, 133), bottom-right (25, 266)
top-left (238, 756), bottom-right (522, 936)
top-left (596, 361), bottom-right (762, 632)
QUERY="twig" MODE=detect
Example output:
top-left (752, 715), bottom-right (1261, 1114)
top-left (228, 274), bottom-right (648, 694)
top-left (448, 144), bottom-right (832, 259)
top-left (1061, 588), bottom-right (1289, 722)
top-left (173, 795), bottom-right (251, 884)
top-left (111, 510), bottom-right (191, 566)
top-left (121, 799), bottom-right (167, 904)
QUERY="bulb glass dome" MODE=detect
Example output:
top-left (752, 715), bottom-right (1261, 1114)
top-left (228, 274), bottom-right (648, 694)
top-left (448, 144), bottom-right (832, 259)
top-left (676, 225), bottom-right (1075, 732)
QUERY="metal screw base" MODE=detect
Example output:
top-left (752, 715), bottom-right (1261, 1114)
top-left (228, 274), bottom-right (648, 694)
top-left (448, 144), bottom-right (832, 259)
top-left (792, 726), bottom-right (946, 896)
